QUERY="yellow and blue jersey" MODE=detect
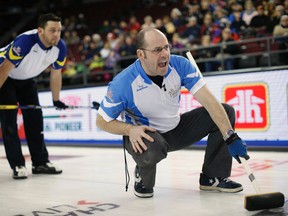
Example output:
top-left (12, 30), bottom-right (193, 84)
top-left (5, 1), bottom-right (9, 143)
top-left (0, 29), bottom-right (67, 80)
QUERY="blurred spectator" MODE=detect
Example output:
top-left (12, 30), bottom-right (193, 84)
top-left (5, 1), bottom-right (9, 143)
top-left (106, 32), bottom-right (118, 50)
top-left (213, 27), bottom-right (240, 70)
top-left (171, 32), bottom-right (186, 49)
top-left (98, 19), bottom-right (112, 35)
top-left (186, 4), bottom-right (201, 23)
top-left (196, 35), bottom-right (217, 72)
top-left (91, 33), bottom-right (104, 50)
top-left (89, 53), bottom-right (104, 71)
top-left (85, 41), bottom-right (100, 61)
top-left (78, 34), bottom-right (92, 60)
top-left (162, 15), bottom-right (176, 41)
top-left (200, 13), bottom-right (218, 38)
top-left (199, 0), bottom-right (212, 24)
top-left (75, 13), bottom-right (88, 35)
top-left (242, 0), bottom-right (258, 26)
top-left (267, 5), bottom-right (285, 33)
top-left (119, 20), bottom-right (129, 33)
top-left (155, 18), bottom-right (168, 35)
top-left (179, 0), bottom-right (193, 18)
top-left (70, 30), bottom-right (81, 45)
top-left (63, 60), bottom-right (77, 78)
top-left (213, 7), bottom-right (229, 25)
top-left (231, 9), bottom-right (247, 36)
top-left (212, 18), bottom-right (239, 43)
top-left (104, 49), bottom-right (120, 70)
top-left (128, 15), bottom-right (142, 33)
top-left (119, 35), bottom-right (137, 68)
top-left (273, 15), bottom-right (288, 64)
top-left (63, 31), bottom-right (72, 45)
top-left (88, 53), bottom-right (105, 82)
top-left (170, 8), bottom-right (185, 28)
top-left (100, 42), bottom-right (111, 60)
top-left (181, 16), bottom-right (201, 44)
top-left (228, 3), bottom-right (243, 23)
top-left (142, 15), bottom-right (156, 29)
top-left (285, 0), bottom-right (288, 14)
top-left (250, 5), bottom-right (270, 33)
top-left (273, 15), bottom-right (288, 37)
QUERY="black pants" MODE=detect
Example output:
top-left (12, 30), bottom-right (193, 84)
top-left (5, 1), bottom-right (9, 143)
top-left (124, 104), bottom-right (235, 189)
top-left (0, 77), bottom-right (49, 169)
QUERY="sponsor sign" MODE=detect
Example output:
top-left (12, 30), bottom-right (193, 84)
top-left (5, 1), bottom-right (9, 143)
top-left (1, 69), bottom-right (288, 145)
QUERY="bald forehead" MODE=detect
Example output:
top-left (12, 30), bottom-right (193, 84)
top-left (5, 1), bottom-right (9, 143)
top-left (144, 28), bottom-right (168, 46)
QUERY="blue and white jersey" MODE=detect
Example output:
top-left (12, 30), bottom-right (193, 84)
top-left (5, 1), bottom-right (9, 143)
top-left (0, 29), bottom-right (67, 80)
top-left (98, 54), bottom-right (206, 133)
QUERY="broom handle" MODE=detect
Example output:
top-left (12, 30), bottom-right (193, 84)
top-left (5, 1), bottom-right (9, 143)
top-left (0, 102), bottom-right (100, 110)
top-left (239, 157), bottom-right (262, 194)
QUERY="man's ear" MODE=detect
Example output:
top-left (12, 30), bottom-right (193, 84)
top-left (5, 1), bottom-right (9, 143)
top-left (137, 49), bottom-right (146, 59)
top-left (37, 27), bottom-right (43, 34)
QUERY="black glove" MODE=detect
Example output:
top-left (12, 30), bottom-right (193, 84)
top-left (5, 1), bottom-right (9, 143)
top-left (92, 101), bottom-right (100, 110)
top-left (53, 100), bottom-right (68, 110)
top-left (226, 133), bottom-right (250, 163)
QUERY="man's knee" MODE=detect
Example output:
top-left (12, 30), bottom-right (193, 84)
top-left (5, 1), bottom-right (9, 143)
top-left (136, 131), bottom-right (169, 167)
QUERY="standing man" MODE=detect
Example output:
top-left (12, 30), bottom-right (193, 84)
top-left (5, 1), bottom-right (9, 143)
top-left (96, 27), bottom-right (249, 198)
top-left (0, 13), bottom-right (68, 179)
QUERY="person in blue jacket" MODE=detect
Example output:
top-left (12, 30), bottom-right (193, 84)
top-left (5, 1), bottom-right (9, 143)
top-left (96, 27), bottom-right (249, 198)
top-left (0, 13), bottom-right (68, 179)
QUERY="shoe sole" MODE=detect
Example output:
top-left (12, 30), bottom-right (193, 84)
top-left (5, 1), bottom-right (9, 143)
top-left (134, 190), bottom-right (154, 198)
top-left (13, 176), bottom-right (28, 180)
top-left (199, 185), bottom-right (243, 193)
top-left (32, 170), bottom-right (63, 174)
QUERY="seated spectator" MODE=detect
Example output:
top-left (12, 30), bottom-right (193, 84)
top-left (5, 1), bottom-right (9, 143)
top-left (104, 49), bottom-right (120, 70)
top-left (199, 0), bottom-right (212, 24)
top-left (89, 53), bottom-right (105, 71)
top-left (171, 32), bottom-right (186, 49)
top-left (155, 18), bottom-right (168, 36)
top-left (200, 12), bottom-right (218, 38)
top-left (213, 27), bottom-right (240, 71)
top-left (170, 7), bottom-right (186, 28)
top-left (230, 8), bottom-right (247, 36)
top-left (267, 5), bottom-right (285, 33)
top-left (162, 15), bottom-right (176, 41)
top-left (242, 0), bottom-right (258, 26)
top-left (228, 2), bottom-right (243, 23)
top-left (141, 15), bottom-right (156, 29)
top-left (78, 34), bottom-right (92, 60)
top-left (249, 4), bottom-right (270, 33)
top-left (128, 15), bottom-right (141, 33)
top-left (89, 53), bottom-right (105, 82)
top-left (119, 35), bottom-right (137, 68)
top-left (63, 60), bottom-right (77, 79)
top-left (212, 18), bottom-right (239, 43)
top-left (273, 15), bottom-right (288, 64)
top-left (181, 16), bottom-right (201, 44)
top-left (195, 35), bottom-right (217, 72)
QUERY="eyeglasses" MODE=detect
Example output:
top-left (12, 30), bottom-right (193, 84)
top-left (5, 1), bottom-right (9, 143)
top-left (140, 44), bottom-right (172, 55)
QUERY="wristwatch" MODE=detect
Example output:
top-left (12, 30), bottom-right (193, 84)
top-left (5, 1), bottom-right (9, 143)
top-left (223, 129), bottom-right (235, 141)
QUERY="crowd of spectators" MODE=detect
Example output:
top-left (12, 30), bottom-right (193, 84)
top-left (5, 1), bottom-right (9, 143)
top-left (47, 0), bottom-right (288, 84)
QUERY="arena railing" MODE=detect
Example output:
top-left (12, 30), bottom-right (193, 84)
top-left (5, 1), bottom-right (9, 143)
top-left (37, 35), bottom-right (288, 90)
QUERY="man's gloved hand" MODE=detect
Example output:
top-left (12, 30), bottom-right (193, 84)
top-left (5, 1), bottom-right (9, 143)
top-left (226, 133), bottom-right (250, 163)
top-left (53, 100), bottom-right (68, 110)
top-left (92, 101), bottom-right (100, 110)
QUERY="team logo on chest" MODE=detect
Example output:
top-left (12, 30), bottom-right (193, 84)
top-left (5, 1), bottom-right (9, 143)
top-left (168, 84), bottom-right (180, 98)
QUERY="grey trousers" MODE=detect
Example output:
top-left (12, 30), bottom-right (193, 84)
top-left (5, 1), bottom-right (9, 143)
top-left (124, 104), bottom-right (235, 189)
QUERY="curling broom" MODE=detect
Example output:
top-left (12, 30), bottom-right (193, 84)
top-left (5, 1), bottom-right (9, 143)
top-left (185, 50), bottom-right (285, 211)
top-left (239, 157), bottom-right (285, 211)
